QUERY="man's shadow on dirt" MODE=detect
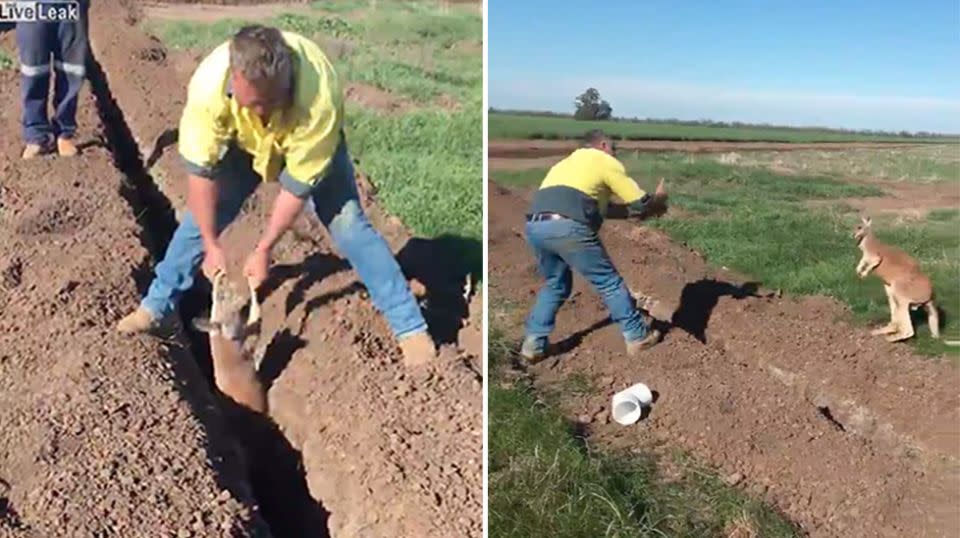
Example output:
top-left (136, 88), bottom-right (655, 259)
top-left (670, 279), bottom-right (764, 344)
top-left (256, 234), bottom-right (480, 384)
top-left (251, 251), bottom-right (349, 388)
top-left (395, 234), bottom-right (482, 346)
top-left (551, 279), bottom-right (764, 355)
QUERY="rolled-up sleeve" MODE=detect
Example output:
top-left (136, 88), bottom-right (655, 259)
top-left (178, 48), bottom-right (232, 178)
top-left (278, 101), bottom-right (342, 198)
top-left (603, 157), bottom-right (646, 204)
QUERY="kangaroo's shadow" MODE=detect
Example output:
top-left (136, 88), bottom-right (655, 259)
top-left (671, 279), bottom-right (763, 344)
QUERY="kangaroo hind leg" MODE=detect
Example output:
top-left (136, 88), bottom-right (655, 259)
top-left (872, 285), bottom-right (899, 336)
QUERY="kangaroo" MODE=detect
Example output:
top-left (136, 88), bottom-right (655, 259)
top-left (854, 217), bottom-right (940, 342)
top-left (192, 272), bottom-right (268, 413)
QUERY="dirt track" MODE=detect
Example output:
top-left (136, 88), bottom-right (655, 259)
top-left (489, 183), bottom-right (960, 537)
top-left (0, 2), bottom-right (481, 536)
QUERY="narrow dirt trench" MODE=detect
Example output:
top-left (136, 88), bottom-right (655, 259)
top-left (85, 47), bottom-right (330, 538)
top-left (78, 4), bottom-right (483, 535)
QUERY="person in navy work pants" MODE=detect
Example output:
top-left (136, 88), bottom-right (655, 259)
top-left (15, 1), bottom-right (89, 159)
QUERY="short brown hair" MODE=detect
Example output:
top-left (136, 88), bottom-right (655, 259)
top-left (229, 25), bottom-right (295, 107)
top-left (582, 129), bottom-right (609, 147)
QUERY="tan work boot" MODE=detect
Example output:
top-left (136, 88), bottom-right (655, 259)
top-left (21, 143), bottom-right (48, 160)
top-left (625, 329), bottom-right (662, 357)
top-left (116, 306), bottom-right (161, 334)
top-left (519, 336), bottom-right (548, 365)
top-left (57, 137), bottom-right (78, 157)
top-left (398, 331), bottom-right (437, 367)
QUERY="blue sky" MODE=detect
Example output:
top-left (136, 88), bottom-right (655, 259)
top-left (489, 0), bottom-right (960, 133)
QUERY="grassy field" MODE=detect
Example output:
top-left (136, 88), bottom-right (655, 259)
top-left (488, 324), bottom-right (801, 538)
top-left (494, 152), bottom-right (960, 356)
top-left (489, 112), bottom-right (958, 144)
top-left (144, 1), bottom-right (482, 273)
top-left (708, 145), bottom-right (960, 184)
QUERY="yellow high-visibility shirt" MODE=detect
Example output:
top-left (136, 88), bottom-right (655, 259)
top-left (178, 30), bottom-right (343, 198)
top-left (530, 148), bottom-right (647, 229)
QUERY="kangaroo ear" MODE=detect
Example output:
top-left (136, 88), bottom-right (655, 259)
top-left (192, 317), bottom-right (218, 333)
top-left (861, 216), bottom-right (872, 226)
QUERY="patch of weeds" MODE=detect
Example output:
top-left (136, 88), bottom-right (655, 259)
top-left (144, 13), bottom-right (356, 50)
top-left (0, 48), bottom-right (13, 71)
top-left (927, 208), bottom-right (960, 222)
top-left (273, 13), bottom-right (356, 39)
top-left (363, 8), bottom-right (480, 49)
top-left (488, 328), bottom-right (801, 538)
top-left (562, 373), bottom-right (595, 396)
top-left (143, 19), bottom-right (247, 50)
top-left (310, 0), bottom-right (367, 13)
top-left (345, 104), bottom-right (481, 266)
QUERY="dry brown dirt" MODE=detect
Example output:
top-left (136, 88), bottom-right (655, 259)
top-left (809, 179), bottom-right (960, 219)
top-left (0, 59), bottom-right (270, 538)
top-left (490, 183), bottom-right (960, 538)
top-left (0, 1), bottom-right (482, 536)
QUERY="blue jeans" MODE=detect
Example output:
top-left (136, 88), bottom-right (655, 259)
top-left (142, 142), bottom-right (429, 340)
top-left (16, 2), bottom-right (89, 144)
top-left (524, 218), bottom-right (649, 344)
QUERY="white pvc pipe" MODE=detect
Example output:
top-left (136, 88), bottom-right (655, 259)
top-left (611, 383), bottom-right (654, 425)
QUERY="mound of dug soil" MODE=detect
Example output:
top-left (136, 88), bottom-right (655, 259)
top-left (490, 184), bottom-right (960, 538)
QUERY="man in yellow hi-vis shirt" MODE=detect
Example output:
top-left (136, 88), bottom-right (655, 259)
top-left (520, 130), bottom-right (668, 362)
top-left (117, 25), bottom-right (436, 366)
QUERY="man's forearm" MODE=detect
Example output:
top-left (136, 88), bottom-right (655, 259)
top-left (187, 174), bottom-right (219, 248)
top-left (257, 189), bottom-right (307, 251)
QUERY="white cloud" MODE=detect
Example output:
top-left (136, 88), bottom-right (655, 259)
top-left (490, 76), bottom-right (960, 133)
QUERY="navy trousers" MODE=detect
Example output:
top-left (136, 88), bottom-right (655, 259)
top-left (15, 4), bottom-right (89, 144)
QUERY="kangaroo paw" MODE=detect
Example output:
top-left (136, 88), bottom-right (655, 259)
top-left (871, 323), bottom-right (898, 336)
top-left (886, 331), bottom-right (913, 343)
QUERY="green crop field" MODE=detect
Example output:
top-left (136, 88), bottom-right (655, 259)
top-left (144, 0), bottom-right (482, 274)
top-left (489, 112), bottom-right (959, 144)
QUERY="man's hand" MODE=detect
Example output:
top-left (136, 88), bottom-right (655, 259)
top-left (244, 246), bottom-right (271, 289)
top-left (637, 178), bottom-right (668, 220)
top-left (654, 177), bottom-right (667, 198)
top-left (202, 242), bottom-right (228, 280)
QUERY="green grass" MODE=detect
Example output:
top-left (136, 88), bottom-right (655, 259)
top-left (713, 145), bottom-right (960, 184)
top-left (928, 208), bottom-right (960, 222)
top-left (346, 104), bottom-right (482, 270)
top-left (0, 48), bottom-right (14, 71)
top-left (488, 328), bottom-right (801, 538)
top-left (489, 113), bottom-right (958, 143)
top-left (493, 154), bottom-right (960, 356)
top-left (143, 2), bottom-right (481, 272)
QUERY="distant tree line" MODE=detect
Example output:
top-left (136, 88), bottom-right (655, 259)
top-left (492, 87), bottom-right (957, 138)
